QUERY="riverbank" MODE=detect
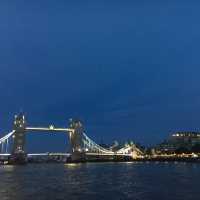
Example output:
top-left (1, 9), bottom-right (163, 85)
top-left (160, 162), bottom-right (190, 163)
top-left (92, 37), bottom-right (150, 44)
top-left (1, 156), bottom-right (200, 165)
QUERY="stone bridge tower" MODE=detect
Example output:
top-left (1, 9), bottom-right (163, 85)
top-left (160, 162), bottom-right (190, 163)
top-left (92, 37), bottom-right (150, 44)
top-left (10, 113), bottom-right (27, 164)
top-left (68, 119), bottom-right (86, 162)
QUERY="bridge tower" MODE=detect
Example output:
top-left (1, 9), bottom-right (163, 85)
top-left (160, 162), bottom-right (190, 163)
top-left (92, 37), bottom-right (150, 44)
top-left (9, 113), bottom-right (27, 164)
top-left (68, 119), bottom-right (86, 162)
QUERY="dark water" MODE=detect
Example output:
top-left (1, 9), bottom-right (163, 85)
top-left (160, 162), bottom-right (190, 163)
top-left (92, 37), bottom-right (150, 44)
top-left (0, 162), bottom-right (199, 200)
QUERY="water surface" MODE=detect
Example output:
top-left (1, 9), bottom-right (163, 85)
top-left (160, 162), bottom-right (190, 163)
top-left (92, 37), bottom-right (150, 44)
top-left (0, 162), bottom-right (199, 200)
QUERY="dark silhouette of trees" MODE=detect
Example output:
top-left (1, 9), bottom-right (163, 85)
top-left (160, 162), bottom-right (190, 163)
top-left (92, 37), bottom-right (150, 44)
top-left (191, 144), bottom-right (200, 153)
top-left (175, 147), bottom-right (191, 154)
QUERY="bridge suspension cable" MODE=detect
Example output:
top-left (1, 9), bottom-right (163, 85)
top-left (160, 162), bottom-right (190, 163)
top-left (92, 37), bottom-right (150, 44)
top-left (0, 130), bottom-right (15, 153)
top-left (82, 132), bottom-right (143, 157)
top-left (82, 133), bottom-right (114, 154)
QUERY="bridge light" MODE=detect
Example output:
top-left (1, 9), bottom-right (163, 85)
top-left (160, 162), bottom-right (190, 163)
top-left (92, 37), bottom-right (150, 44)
top-left (49, 125), bottom-right (54, 130)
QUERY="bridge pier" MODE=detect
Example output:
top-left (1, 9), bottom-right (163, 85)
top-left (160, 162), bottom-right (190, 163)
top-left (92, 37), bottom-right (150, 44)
top-left (9, 113), bottom-right (27, 164)
top-left (71, 152), bottom-right (86, 162)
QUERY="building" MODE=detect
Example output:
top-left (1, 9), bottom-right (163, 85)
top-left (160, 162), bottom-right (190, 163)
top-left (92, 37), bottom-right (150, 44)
top-left (156, 132), bottom-right (200, 153)
top-left (171, 132), bottom-right (200, 146)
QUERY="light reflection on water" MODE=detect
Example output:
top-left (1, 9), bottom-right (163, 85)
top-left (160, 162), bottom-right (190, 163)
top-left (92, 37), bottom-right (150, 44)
top-left (0, 162), bottom-right (200, 200)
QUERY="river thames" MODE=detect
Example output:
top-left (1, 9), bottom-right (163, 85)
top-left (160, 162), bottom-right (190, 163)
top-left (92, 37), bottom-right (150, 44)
top-left (0, 162), bottom-right (199, 200)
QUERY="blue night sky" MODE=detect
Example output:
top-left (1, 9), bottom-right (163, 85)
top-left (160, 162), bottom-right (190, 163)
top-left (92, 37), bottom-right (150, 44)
top-left (1, 1), bottom-right (200, 152)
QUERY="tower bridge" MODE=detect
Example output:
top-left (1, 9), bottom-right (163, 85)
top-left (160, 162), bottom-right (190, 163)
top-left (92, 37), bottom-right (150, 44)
top-left (0, 113), bottom-right (143, 164)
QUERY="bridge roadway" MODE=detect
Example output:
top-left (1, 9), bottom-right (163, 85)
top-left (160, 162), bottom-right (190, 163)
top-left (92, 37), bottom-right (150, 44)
top-left (0, 152), bottom-right (132, 157)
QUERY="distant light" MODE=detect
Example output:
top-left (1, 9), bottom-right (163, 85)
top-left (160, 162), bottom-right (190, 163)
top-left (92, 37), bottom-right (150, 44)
top-left (49, 125), bottom-right (54, 130)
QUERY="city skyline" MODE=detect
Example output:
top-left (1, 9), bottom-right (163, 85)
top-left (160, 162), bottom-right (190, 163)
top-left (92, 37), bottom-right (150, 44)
top-left (1, 1), bottom-right (200, 152)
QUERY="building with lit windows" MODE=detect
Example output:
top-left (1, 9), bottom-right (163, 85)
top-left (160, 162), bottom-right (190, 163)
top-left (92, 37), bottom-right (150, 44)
top-left (170, 132), bottom-right (200, 145)
top-left (156, 132), bottom-right (200, 153)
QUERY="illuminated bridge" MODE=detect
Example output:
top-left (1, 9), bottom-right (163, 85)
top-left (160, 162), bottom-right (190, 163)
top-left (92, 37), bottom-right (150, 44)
top-left (0, 113), bottom-right (143, 164)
